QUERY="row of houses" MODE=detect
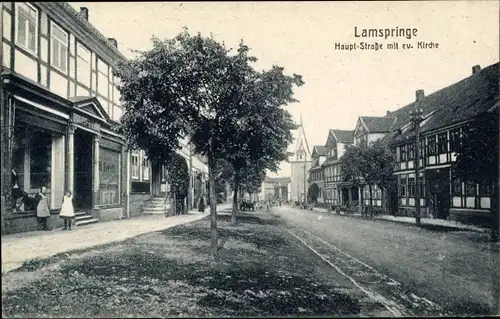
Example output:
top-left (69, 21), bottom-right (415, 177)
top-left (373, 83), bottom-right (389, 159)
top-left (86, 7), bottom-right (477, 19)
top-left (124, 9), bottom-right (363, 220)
top-left (0, 2), bottom-right (209, 234)
top-left (308, 61), bottom-right (499, 226)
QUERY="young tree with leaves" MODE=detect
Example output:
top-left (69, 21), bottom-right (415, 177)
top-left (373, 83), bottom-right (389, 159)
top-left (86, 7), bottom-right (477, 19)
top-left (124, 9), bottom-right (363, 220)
top-left (339, 140), bottom-right (394, 216)
top-left (115, 29), bottom-right (302, 258)
top-left (453, 107), bottom-right (499, 242)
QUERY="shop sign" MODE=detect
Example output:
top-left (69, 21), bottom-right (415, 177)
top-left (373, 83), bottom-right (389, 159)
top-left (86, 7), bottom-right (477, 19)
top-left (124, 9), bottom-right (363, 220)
top-left (73, 113), bottom-right (100, 131)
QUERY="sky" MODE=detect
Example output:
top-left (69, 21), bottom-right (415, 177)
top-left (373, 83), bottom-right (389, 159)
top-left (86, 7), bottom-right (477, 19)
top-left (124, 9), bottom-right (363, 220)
top-left (69, 1), bottom-right (499, 177)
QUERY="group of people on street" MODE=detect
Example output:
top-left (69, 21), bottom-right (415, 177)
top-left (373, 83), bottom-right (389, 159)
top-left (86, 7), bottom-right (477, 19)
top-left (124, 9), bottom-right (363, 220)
top-left (12, 168), bottom-right (76, 231)
top-left (35, 187), bottom-right (76, 231)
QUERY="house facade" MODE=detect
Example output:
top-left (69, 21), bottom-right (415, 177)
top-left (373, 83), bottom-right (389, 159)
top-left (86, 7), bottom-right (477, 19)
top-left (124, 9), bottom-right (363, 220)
top-left (352, 116), bottom-right (396, 209)
top-left (308, 145), bottom-right (326, 205)
top-left (385, 63), bottom-right (499, 225)
top-left (0, 2), bottom-right (208, 234)
top-left (317, 62), bottom-right (497, 227)
top-left (0, 2), bottom-right (134, 234)
top-left (322, 129), bottom-right (355, 208)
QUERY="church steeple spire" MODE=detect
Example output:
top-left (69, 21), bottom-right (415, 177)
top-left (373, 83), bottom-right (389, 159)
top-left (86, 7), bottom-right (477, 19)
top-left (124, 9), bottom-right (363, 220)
top-left (299, 113), bottom-right (303, 127)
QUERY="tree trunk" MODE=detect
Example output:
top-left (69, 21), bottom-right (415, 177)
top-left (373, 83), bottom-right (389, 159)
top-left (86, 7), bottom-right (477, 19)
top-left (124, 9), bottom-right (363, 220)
top-left (491, 183), bottom-right (499, 242)
top-left (369, 184), bottom-right (373, 218)
top-left (232, 172), bottom-right (240, 225)
top-left (207, 152), bottom-right (218, 259)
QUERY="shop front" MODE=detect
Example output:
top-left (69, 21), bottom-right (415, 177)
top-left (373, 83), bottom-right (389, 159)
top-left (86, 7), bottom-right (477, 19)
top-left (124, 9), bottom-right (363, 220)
top-left (1, 73), bottom-right (126, 234)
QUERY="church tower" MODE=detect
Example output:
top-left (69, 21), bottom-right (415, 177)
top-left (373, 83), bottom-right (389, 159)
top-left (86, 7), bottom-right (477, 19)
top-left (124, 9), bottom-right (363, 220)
top-left (289, 114), bottom-right (312, 203)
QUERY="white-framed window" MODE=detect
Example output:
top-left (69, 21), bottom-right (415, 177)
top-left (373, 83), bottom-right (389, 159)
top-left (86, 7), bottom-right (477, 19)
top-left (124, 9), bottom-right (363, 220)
top-left (15, 2), bottom-right (38, 54)
top-left (76, 42), bottom-right (91, 87)
top-left (97, 58), bottom-right (109, 98)
top-left (131, 152), bottom-right (139, 179)
top-left (142, 155), bottom-right (149, 180)
top-left (50, 21), bottom-right (68, 73)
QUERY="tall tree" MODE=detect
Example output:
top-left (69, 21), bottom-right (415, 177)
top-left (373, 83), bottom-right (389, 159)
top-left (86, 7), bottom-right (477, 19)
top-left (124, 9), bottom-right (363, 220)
top-left (115, 29), bottom-right (302, 258)
top-left (453, 107), bottom-right (499, 242)
top-left (339, 140), bottom-right (394, 216)
top-left (214, 46), bottom-right (302, 225)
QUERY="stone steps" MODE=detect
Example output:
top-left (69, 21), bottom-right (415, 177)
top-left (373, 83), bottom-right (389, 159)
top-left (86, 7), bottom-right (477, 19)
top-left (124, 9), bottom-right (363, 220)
top-left (75, 211), bottom-right (99, 226)
top-left (142, 197), bottom-right (166, 215)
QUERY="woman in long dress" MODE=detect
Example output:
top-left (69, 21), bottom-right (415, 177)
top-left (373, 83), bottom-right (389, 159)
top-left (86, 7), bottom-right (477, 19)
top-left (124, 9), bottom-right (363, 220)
top-left (60, 190), bottom-right (75, 230)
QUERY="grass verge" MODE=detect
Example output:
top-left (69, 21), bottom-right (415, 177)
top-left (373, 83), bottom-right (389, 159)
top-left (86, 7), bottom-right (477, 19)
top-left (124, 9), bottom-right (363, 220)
top-left (2, 211), bottom-right (387, 318)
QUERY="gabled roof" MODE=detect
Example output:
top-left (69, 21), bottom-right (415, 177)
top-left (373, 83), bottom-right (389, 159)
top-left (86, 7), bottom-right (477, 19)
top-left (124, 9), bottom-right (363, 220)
top-left (359, 117), bottom-right (397, 133)
top-left (385, 62), bottom-right (499, 145)
top-left (69, 96), bottom-right (110, 122)
top-left (312, 145), bottom-right (327, 157)
top-left (330, 129), bottom-right (354, 143)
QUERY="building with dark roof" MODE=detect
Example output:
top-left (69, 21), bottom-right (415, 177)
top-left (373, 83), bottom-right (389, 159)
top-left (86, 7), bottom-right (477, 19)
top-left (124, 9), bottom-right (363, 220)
top-left (385, 62), bottom-right (499, 224)
top-left (0, 2), bottom-right (208, 234)
top-left (313, 62), bottom-right (498, 227)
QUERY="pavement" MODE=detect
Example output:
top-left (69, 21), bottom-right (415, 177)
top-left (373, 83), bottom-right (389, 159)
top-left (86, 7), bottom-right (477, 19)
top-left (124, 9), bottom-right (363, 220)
top-left (311, 206), bottom-right (490, 233)
top-left (274, 205), bottom-right (500, 316)
top-left (1, 203), bottom-right (232, 273)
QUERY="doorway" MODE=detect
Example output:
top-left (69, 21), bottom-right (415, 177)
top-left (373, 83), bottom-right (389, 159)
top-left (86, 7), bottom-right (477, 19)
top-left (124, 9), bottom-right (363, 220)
top-left (74, 130), bottom-right (94, 211)
top-left (341, 188), bottom-right (349, 205)
top-left (426, 168), bottom-right (451, 220)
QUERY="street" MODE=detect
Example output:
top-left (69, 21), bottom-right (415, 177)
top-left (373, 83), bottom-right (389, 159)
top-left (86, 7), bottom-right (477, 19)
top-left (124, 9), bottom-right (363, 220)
top-left (271, 205), bottom-right (499, 316)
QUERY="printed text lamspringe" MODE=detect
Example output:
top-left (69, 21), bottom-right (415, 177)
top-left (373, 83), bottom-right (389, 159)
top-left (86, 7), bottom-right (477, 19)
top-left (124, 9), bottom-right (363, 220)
top-left (354, 26), bottom-right (418, 39)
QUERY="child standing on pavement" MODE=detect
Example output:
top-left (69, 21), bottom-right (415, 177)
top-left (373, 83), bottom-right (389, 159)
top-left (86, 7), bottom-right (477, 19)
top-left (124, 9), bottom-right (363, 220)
top-left (59, 190), bottom-right (75, 230)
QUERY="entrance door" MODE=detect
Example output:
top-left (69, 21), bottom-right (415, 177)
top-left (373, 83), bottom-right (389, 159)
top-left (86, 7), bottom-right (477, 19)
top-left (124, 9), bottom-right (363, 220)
top-left (341, 188), bottom-right (349, 205)
top-left (351, 187), bottom-right (359, 202)
top-left (74, 130), bottom-right (94, 211)
top-left (426, 168), bottom-right (451, 220)
top-left (435, 191), bottom-right (450, 220)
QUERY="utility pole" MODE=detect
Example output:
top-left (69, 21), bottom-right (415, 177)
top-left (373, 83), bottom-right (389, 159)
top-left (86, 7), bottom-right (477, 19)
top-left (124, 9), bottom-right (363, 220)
top-left (303, 162), bottom-right (307, 204)
top-left (410, 107), bottom-right (424, 226)
top-left (188, 144), bottom-right (193, 210)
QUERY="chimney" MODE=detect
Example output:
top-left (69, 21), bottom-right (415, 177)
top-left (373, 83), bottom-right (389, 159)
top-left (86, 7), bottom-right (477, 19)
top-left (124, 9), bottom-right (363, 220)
top-left (108, 38), bottom-right (118, 49)
top-left (80, 7), bottom-right (89, 21)
top-left (386, 110), bottom-right (391, 116)
top-left (472, 65), bottom-right (481, 74)
top-left (415, 89), bottom-right (425, 102)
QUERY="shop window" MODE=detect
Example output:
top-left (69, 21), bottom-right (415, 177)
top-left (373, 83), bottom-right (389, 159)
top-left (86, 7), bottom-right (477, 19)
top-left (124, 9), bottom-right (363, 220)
top-left (29, 131), bottom-right (52, 190)
top-left (99, 147), bottom-right (121, 207)
top-left (11, 126), bottom-right (27, 190)
top-left (15, 2), bottom-right (38, 55)
top-left (51, 22), bottom-right (68, 73)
